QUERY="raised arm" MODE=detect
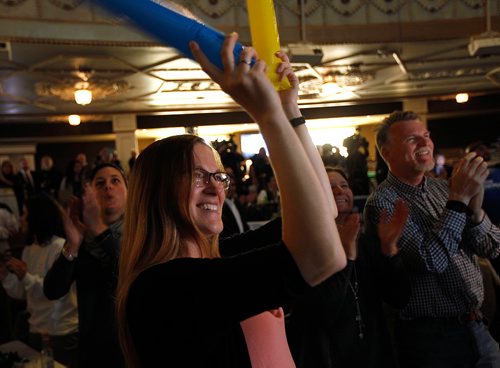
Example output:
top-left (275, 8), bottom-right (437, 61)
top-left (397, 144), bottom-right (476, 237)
top-left (275, 51), bottom-right (337, 221)
top-left (190, 33), bottom-right (346, 285)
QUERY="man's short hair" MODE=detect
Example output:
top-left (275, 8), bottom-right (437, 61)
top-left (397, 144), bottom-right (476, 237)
top-left (376, 110), bottom-right (421, 154)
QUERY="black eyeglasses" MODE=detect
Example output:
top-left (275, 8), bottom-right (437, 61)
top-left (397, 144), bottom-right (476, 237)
top-left (194, 168), bottom-right (230, 190)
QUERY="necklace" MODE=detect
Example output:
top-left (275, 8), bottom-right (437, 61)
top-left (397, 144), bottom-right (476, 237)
top-left (347, 264), bottom-right (364, 340)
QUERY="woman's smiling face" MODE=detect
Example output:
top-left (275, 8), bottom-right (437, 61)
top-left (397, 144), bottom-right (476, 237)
top-left (328, 171), bottom-right (353, 215)
top-left (189, 143), bottom-right (226, 237)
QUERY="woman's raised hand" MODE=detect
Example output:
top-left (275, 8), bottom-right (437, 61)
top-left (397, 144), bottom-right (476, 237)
top-left (189, 33), bottom-right (282, 123)
top-left (275, 50), bottom-right (301, 120)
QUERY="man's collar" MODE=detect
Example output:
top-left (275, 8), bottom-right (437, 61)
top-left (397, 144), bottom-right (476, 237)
top-left (387, 172), bottom-right (427, 195)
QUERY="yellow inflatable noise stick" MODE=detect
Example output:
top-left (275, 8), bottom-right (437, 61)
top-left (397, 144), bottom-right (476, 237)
top-left (246, 0), bottom-right (291, 91)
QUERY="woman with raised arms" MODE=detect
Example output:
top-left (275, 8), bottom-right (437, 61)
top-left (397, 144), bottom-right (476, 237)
top-left (116, 33), bottom-right (346, 367)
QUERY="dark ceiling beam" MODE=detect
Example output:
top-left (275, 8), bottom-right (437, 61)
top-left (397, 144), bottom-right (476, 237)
top-left (427, 92), bottom-right (500, 120)
top-left (0, 121), bottom-right (113, 139)
top-left (137, 101), bottom-right (402, 129)
top-left (0, 101), bottom-right (402, 141)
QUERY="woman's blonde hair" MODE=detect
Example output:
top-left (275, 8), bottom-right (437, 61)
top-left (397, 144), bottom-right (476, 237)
top-left (116, 134), bottom-right (222, 367)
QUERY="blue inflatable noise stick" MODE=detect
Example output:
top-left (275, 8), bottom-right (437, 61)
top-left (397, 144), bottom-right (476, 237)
top-left (94, 0), bottom-right (245, 70)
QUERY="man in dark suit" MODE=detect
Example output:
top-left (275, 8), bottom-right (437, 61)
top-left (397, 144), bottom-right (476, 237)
top-left (15, 157), bottom-right (35, 212)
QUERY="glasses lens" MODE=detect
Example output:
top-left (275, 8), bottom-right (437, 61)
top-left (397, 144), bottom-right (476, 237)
top-left (214, 173), bottom-right (230, 189)
top-left (194, 170), bottom-right (206, 187)
top-left (194, 170), bottom-right (229, 190)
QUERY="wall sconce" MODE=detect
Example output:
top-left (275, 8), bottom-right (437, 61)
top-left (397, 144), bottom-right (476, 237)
top-left (74, 82), bottom-right (92, 105)
top-left (68, 114), bottom-right (81, 126)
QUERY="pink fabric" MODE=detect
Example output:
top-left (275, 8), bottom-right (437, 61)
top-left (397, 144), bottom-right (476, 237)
top-left (240, 308), bottom-right (296, 368)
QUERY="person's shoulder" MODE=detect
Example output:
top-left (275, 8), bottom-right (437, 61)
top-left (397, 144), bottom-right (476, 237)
top-left (135, 258), bottom-right (204, 283)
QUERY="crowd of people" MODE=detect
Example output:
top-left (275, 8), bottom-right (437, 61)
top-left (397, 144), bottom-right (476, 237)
top-left (0, 151), bottom-right (127, 367)
top-left (0, 33), bottom-right (499, 368)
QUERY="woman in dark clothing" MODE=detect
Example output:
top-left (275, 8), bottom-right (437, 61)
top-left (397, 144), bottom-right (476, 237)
top-left (287, 167), bottom-right (410, 368)
top-left (44, 163), bottom-right (127, 368)
top-left (116, 35), bottom-right (347, 368)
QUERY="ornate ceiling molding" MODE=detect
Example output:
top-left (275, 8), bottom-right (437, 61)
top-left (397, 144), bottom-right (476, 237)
top-left (278, 0), bottom-right (321, 17)
top-left (5, 37), bottom-right (161, 47)
top-left (324, 0), bottom-right (365, 17)
top-left (190, 0), bottom-right (242, 19)
top-left (371, 0), bottom-right (407, 15)
top-left (461, 0), bottom-right (483, 9)
top-left (416, 0), bottom-right (449, 13)
top-left (47, 0), bottom-right (85, 11)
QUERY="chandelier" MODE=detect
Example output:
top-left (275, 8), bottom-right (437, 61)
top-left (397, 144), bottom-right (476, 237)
top-left (322, 64), bottom-right (374, 87)
top-left (74, 82), bottom-right (92, 105)
top-left (35, 69), bottom-right (129, 105)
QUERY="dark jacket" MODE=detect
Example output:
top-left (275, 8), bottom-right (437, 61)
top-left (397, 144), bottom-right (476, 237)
top-left (44, 219), bottom-right (124, 368)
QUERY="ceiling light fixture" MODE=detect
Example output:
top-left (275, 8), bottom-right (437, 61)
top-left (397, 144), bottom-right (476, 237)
top-left (455, 93), bottom-right (469, 103)
top-left (35, 76), bottom-right (129, 104)
top-left (74, 69), bottom-right (93, 105)
top-left (74, 82), bottom-right (92, 105)
top-left (68, 114), bottom-right (81, 126)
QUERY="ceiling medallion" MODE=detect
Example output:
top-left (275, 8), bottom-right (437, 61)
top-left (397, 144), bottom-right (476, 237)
top-left (35, 78), bottom-right (129, 104)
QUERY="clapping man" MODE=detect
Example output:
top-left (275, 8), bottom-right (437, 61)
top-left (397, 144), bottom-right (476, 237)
top-left (364, 111), bottom-right (500, 368)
